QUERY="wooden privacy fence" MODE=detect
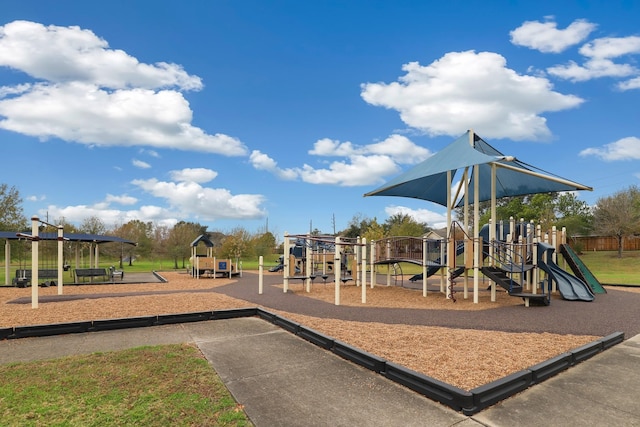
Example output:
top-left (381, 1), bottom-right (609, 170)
top-left (569, 235), bottom-right (640, 251)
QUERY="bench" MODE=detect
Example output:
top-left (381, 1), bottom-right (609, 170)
top-left (109, 266), bottom-right (124, 281)
top-left (74, 268), bottom-right (110, 283)
top-left (13, 269), bottom-right (58, 287)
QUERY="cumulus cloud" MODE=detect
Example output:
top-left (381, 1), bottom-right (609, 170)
top-left (105, 193), bottom-right (138, 205)
top-left (251, 134), bottom-right (429, 186)
top-left (249, 150), bottom-right (299, 180)
top-left (42, 203), bottom-right (179, 229)
top-left (361, 51), bottom-right (584, 141)
top-left (510, 18), bottom-right (596, 53)
top-left (169, 168), bottom-right (218, 183)
top-left (43, 168), bottom-right (266, 227)
top-left (579, 137), bottom-right (640, 161)
top-left (131, 177), bottom-right (265, 220)
top-left (309, 134), bottom-right (431, 165)
top-left (132, 159), bottom-right (151, 169)
top-left (547, 36), bottom-right (640, 83)
top-left (297, 155), bottom-right (400, 186)
top-left (0, 20), bottom-right (247, 155)
top-left (384, 205), bottom-right (447, 229)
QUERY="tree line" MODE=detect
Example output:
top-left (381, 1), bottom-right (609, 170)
top-left (1, 183), bottom-right (639, 262)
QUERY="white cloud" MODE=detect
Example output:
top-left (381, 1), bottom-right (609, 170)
top-left (105, 193), bottom-right (137, 205)
top-left (140, 148), bottom-right (160, 158)
top-left (0, 21), bottom-right (201, 90)
top-left (169, 168), bottom-right (218, 183)
top-left (547, 36), bottom-right (640, 83)
top-left (0, 20), bottom-right (247, 156)
top-left (251, 134), bottom-right (428, 186)
top-left (361, 51), bottom-right (584, 141)
top-left (298, 155), bottom-right (399, 186)
top-left (131, 178), bottom-right (265, 220)
top-left (309, 134), bottom-right (431, 165)
top-left (579, 36), bottom-right (640, 59)
top-left (579, 137), bottom-right (640, 161)
top-left (42, 203), bottom-right (178, 229)
top-left (384, 205), bottom-right (447, 229)
top-left (510, 18), bottom-right (596, 53)
top-left (132, 159), bottom-right (151, 169)
top-left (618, 76), bottom-right (640, 91)
top-left (547, 58), bottom-right (637, 82)
top-left (249, 150), bottom-right (298, 180)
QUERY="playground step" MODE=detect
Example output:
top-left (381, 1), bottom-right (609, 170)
top-left (480, 266), bottom-right (523, 293)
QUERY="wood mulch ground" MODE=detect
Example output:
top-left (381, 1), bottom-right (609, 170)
top-left (3, 271), bottom-right (637, 391)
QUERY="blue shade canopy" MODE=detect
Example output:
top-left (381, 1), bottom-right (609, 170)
top-left (364, 131), bottom-right (592, 207)
top-left (0, 231), bottom-right (137, 245)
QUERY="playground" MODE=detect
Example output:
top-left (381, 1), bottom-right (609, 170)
top-left (2, 131), bottom-right (639, 418)
top-left (2, 268), bottom-right (640, 391)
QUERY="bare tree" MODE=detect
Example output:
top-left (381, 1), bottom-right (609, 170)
top-left (593, 186), bottom-right (640, 258)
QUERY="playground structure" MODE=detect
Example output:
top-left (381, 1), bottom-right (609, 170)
top-left (278, 218), bottom-right (604, 307)
top-left (189, 234), bottom-right (240, 279)
top-left (282, 233), bottom-right (365, 305)
top-left (5, 216), bottom-right (65, 309)
top-left (1, 218), bottom-right (137, 308)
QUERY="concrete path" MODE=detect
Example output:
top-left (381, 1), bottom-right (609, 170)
top-left (1, 318), bottom-right (639, 426)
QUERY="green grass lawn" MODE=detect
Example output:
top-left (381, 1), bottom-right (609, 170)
top-left (2, 249), bottom-right (638, 286)
top-left (572, 250), bottom-right (640, 286)
top-left (0, 344), bottom-right (252, 426)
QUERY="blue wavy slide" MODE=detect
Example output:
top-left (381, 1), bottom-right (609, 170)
top-left (539, 257), bottom-right (595, 302)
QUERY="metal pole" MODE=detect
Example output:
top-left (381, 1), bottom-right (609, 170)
top-left (258, 256), bottom-right (263, 294)
top-left (31, 216), bottom-right (39, 309)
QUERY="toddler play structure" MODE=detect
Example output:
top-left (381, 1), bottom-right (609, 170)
top-left (189, 234), bottom-right (240, 279)
top-left (276, 130), bottom-right (601, 307)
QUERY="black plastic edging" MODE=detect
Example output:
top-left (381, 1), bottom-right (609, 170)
top-left (600, 331), bottom-right (625, 349)
top-left (256, 309), bottom-right (277, 323)
top-left (12, 321), bottom-right (93, 339)
top-left (91, 316), bottom-right (156, 332)
top-left (273, 315), bottom-right (300, 334)
top-left (571, 341), bottom-right (603, 364)
top-left (0, 327), bottom-right (13, 340)
top-left (212, 308), bottom-right (258, 319)
top-left (152, 271), bottom-right (168, 283)
top-left (297, 325), bottom-right (335, 350)
top-left (467, 370), bottom-right (533, 415)
top-left (333, 340), bottom-right (386, 373)
top-left (528, 352), bottom-right (572, 384)
top-left (155, 311), bottom-right (214, 325)
top-left (384, 361), bottom-right (473, 412)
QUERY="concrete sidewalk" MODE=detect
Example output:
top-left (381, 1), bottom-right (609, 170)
top-left (1, 318), bottom-right (639, 426)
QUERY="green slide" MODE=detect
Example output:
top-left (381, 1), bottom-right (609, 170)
top-left (559, 244), bottom-right (607, 294)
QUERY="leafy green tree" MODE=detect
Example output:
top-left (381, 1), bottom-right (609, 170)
top-left (113, 220), bottom-right (154, 267)
top-left (593, 186), bottom-right (640, 258)
top-left (555, 193), bottom-right (593, 239)
top-left (384, 213), bottom-right (429, 237)
top-left (342, 213), bottom-right (373, 239)
top-left (252, 231), bottom-right (276, 258)
top-left (219, 227), bottom-right (252, 260)
top-left (0, 183), bottom-right (27, 231)
top-left (151, 223), bottom-right (171, 267)
top-left (167, 221), bottom-right (208, 269)
top-left (472, 193), bottom-right (593, 236)
top-left (361, 218), bottom-right (385, 242)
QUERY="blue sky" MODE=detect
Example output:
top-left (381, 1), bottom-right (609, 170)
top-left (1, 1), bottom-right (639, 239)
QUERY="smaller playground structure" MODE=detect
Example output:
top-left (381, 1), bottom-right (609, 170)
top-left (1, 216), bottom-right (136, 308)
top-left (189, 234), bottom-right (241, 279)
top-left (277, 218), bottom-right (604, 307)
